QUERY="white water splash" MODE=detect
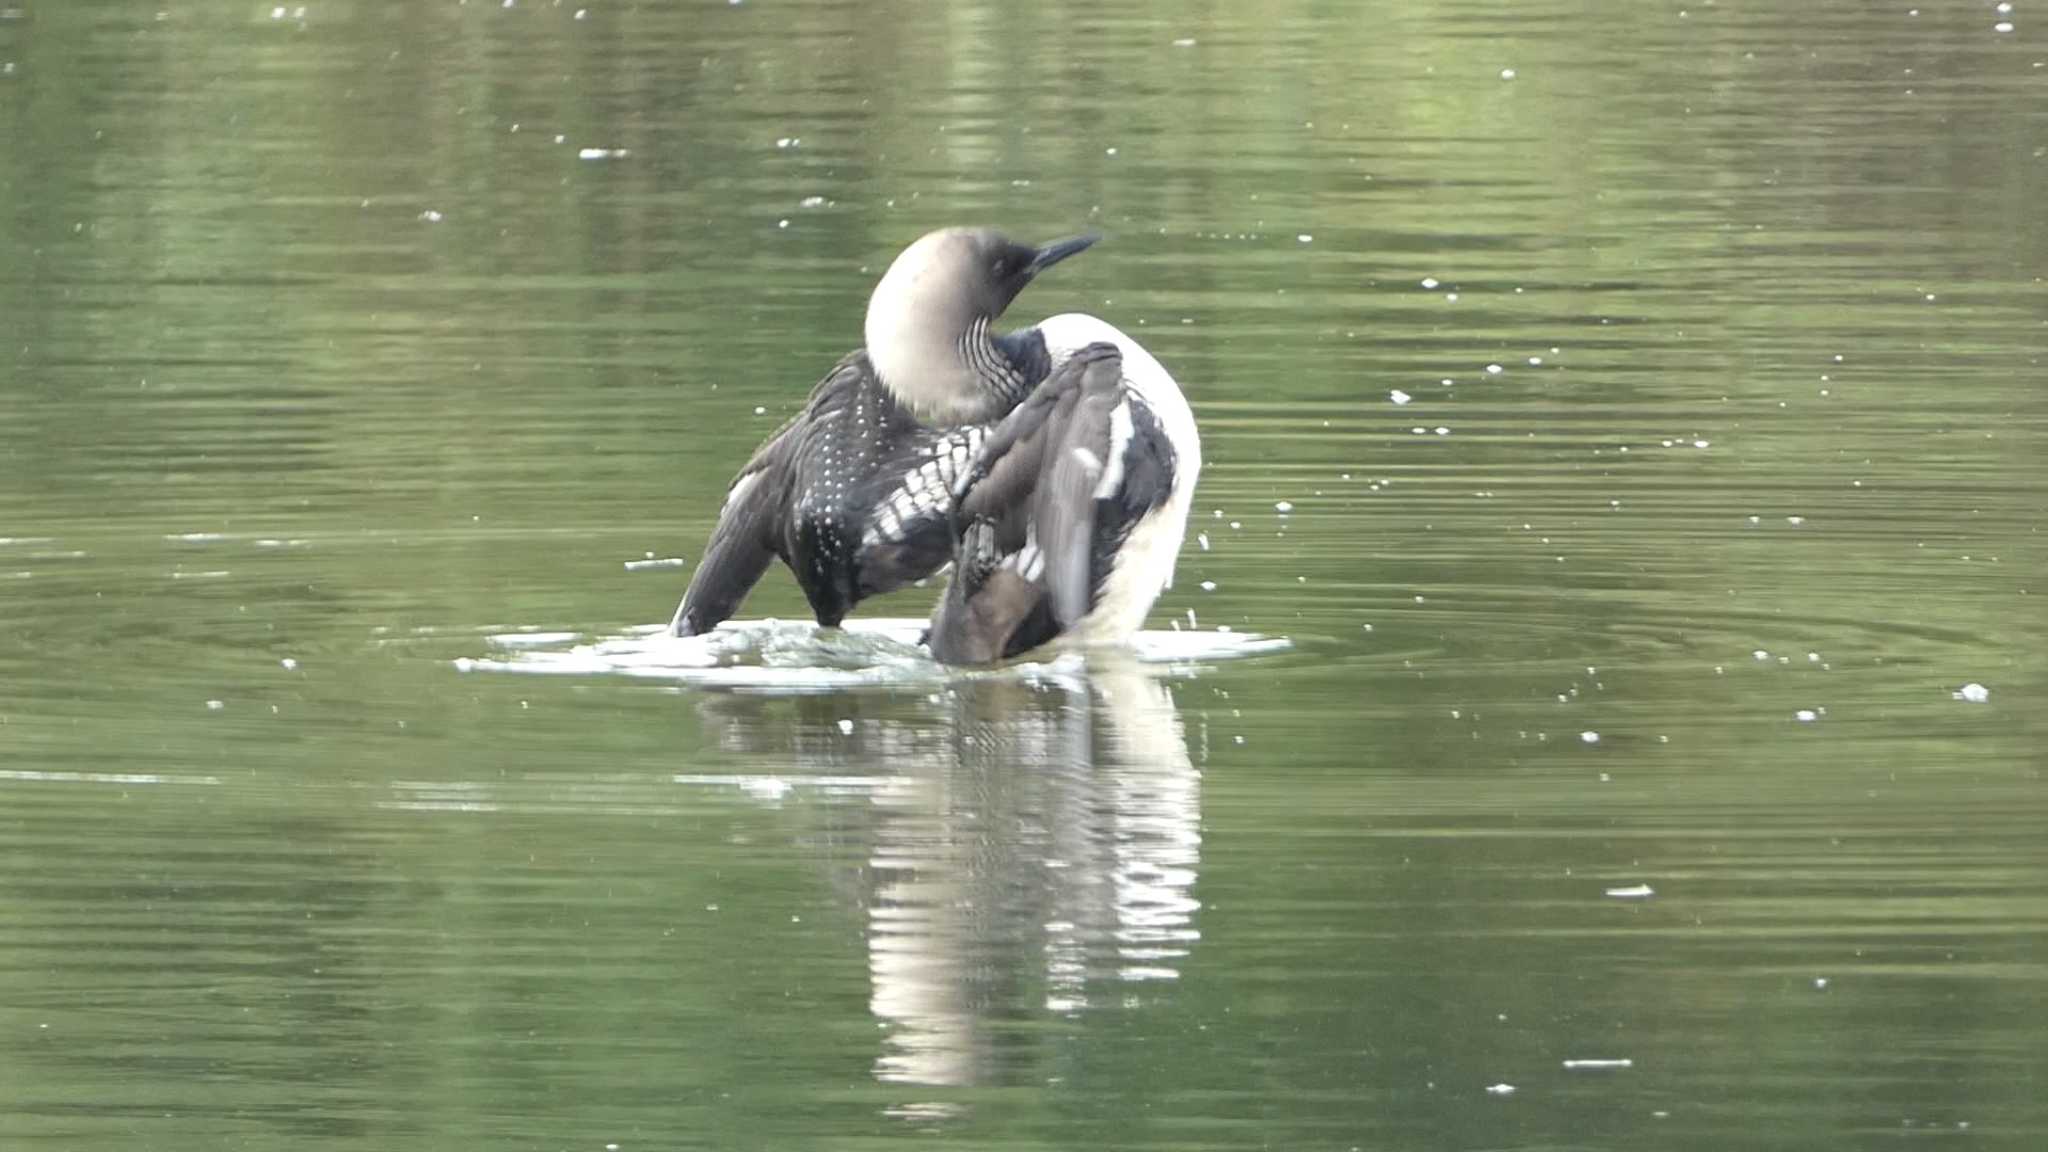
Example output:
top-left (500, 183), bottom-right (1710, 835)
top-left (455, 618), bottom-right (1289, 691)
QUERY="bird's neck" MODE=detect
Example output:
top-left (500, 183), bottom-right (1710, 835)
top-left (869, 315), bottom-right (1025, 424)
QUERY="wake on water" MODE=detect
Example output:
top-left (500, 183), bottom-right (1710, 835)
top-left (455, 618), bottom-right (1289, 693)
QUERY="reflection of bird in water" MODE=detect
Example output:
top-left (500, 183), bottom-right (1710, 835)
top-left (686, 654), bottom-right (1201, 1090)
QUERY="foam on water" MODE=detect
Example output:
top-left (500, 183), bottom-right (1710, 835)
top-left (457, 617), bottom-right (1290, 692)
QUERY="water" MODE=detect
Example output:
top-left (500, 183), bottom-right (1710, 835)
top-left (3, 1), bottom-right (2045, 1147)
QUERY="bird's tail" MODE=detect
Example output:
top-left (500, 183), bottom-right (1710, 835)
top-left (669, 465), bottom-right (782, 637)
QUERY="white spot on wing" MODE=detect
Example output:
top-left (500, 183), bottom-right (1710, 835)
top-left (1093, 399), bottom-right (1134, 499)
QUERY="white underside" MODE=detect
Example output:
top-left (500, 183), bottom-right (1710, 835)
top-left (1065, 502), bottom-right (1191, 643)
top-left (1031, 313), bottom-right (1202, 642)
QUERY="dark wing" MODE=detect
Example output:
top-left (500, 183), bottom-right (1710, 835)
top-left (668, 421), bottom-right (798, 636)
top-left (928, 342), bottom-right (1126, 664)
top-left (669, 352), bottom-right (878, 636)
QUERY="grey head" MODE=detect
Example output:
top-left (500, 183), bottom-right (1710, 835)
top-left (864, 226), bottom-right (1097, 424)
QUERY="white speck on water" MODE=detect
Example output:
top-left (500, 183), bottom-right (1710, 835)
top-left (1580, 730), bottom-right (1600, 744)
top-left (1694, 439), bottom-right (1710, 448)
top-left (574, 8), bottom-right (586, 18)
top-left (270, 5), bottom-right (285, 16)
top-left (623, 557), bottom-right (686, 571)
top-left (1786, 516), bottom-right (1806, 525)
top-left (836, 719), bottom-right (854, 735)
top-left (1196, 532), bottom-right (1210, 551)
top-left (1995, 20), bottom-right (2014, 31)
top-left (1605, 884), bottom-right (1654, 899)
top-left (1562, 1058), bottom-right (1634, 1070)
top-left (1297, 233), bottom-right (1313, 243)
top-left (1814, 977), bottom-right (1830, 989)
top-left (1274, 501), bottom-right (1293, 513)
top-left (775, 137), bottom-right (798, 149)
top-left (453, 657), bottom-right (476, 673)
top-left (1199, 580), bottom-right (1217, 591)
top-left (777, 219), bottom-right (790, 229)
top-left (1444, 292), bottom-right (1459, 302)
top-left (419, 209), bottom-right (443, 222)
top-left (1954, 682), bottom-right (1990, 703)
top-left (741, 777), bottom-right (789, 801)
top-left (1412, 427), bottom-right (1427, 435)
top-left (1485, 1083), bottom-right (1516, 1096)
top-left (1415, 595), bottom-right (1426, 603)
top-left (1807, 651), bottom-right (1821, 663)
top-left (1499, 68), bottom-right (1517, 80)
top-left (1485, 363), bottom-right (1503, 375)
top-left (167, 532), bottom-right (225, 543)
top-left (579, 147), bottom-right (629, 160)
top-left (1105, 146), bottom-right (1119, 156)
top-left (1795, 709), bottom-right (1818, 723)
top-left (206, 699), bottom-right (224, 711)
top-left (1172, 37), bottom-right (1197, 47)
top-left (1435, 426), bottom-right (1450, 436)
top-left (1528, 356), bottom-right (1543, 366)
top-left (280, 658), bottom-right (298, 671)
top-left (753, 405), bottom-right (767, 415)
top-left (1229, 520), bottom-right (1241, 529)
top-left (1390, 388), bottom-right (1412, 405)
top-left (1233, 735), bottom-right (1246, 745)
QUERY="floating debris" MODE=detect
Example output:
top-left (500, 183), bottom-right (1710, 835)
top-left (578, 147), bottom-right (630, 160)
top-left (836, 719), bottom-right (854, 735)
top-left (1485, 1083), bottom-right (1516, 1096)
top-left (1390, 388), bottom-right (1412, 405)
top-left (1605, 883), bottom-right (1655, 899)
top-left (1562, 1059), bottom-right (1634, 1070)
top-left (1420, 277), bottom-right (1439, 289)
top-left (205, 699), bottom-right (225, 711)
top-left (1499, 68), bottom-right (1517, 80)
top-left (280, 658), bottom-right (298, 671)
top-left (1274, 500), bottom-right (1294, 513)
top-left (1954, 682), bottom-right (1990, 703)
top-left (1580, 730), bottom-right (1600, 744)
top-left (1795, 709), bottom-right (1818, 723)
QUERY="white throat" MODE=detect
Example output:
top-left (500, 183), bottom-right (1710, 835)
top-left (864, 301), bottom-right (991, 424)
top-left (864, 239), bottom-right (1015, 425)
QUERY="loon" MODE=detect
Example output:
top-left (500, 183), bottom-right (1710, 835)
top-left (927, 336), bottom-right (1201, 665)
top-left (668, 226), bottom-right (1099, 637)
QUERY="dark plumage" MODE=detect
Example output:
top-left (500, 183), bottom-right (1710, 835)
top-left (668, 228), bottom-right (1097, 637)
top-left (927, 341), bottom-right (1185, 665)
